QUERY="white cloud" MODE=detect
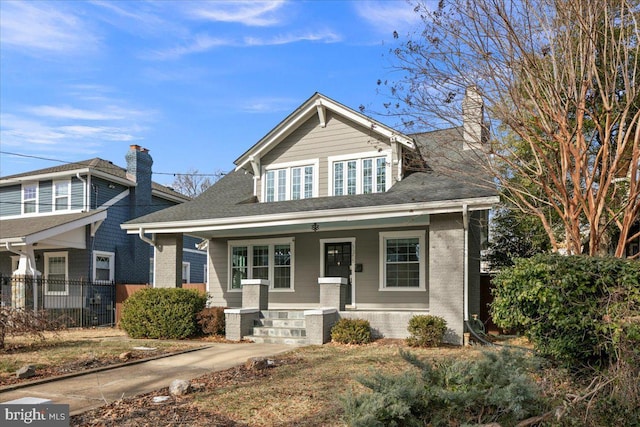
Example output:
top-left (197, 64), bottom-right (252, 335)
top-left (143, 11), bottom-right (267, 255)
top-left (27, 105), bottom-right (123, 121)
top-left (244, 30), bottom-right (341, 46)
top-left (0, 1), bottom-right (99, 55)
top-left (239, 97), bottom-right (297, 113)
top-left (353, 1), bottom-right (421, 34)
top-left (144, 34), bottom-right (231, 60)
top-left (187, 0), bottom-right (287, 27)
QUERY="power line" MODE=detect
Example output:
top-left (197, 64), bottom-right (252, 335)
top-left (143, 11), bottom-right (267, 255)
top-left (0, 150), bottom-right (224, 177)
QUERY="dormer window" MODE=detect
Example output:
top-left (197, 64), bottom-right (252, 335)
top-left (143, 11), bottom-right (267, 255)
top-left (329, 152), bottom-right (391, 196)
top-left (22, 183), bottom-right (38, 214)
top-left (263, 161), bottom-right (318, 202)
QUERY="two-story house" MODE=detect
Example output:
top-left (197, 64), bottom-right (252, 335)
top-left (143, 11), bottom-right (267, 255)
top-left (0, 145), bottom-right (207, 325)
top-left (121, 92), bottom-right (499, 344)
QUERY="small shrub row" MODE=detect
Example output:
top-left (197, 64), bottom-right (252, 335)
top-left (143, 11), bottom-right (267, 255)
top-left (406, 315), bottom-right (447, 347)
top-left (331, 318), bottom-right (372, 344)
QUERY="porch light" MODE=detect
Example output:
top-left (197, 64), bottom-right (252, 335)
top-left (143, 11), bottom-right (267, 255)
top-left (311, 222), bottom-right (320, 232)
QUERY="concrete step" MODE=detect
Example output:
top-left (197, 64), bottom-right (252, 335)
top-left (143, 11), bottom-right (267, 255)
top-left (252, 326), bottom-right (306, 338)
top-left (247, 336), bottom-right (307, 345)
top-left (261, 310), bottom-right (305, 320)
top-left (257, 318), bottom-right (306, 328)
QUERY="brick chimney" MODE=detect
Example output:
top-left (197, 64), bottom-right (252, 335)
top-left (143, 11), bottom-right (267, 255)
top-left (462, 86), bottom-right (486, 151)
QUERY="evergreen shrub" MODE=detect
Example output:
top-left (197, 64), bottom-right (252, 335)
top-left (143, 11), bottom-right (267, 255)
top-left (331, 318), bottom-right (372, 344)
top-left (490, 254), bottom-right (640, 368)
top-left (405, 315), bottom-right (447, 347)
top-left (120, 288), bottom-right (207, 339)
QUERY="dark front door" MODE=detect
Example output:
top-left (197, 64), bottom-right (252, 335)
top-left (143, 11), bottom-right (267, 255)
top-left (324, 242), bottom-right (352, 305)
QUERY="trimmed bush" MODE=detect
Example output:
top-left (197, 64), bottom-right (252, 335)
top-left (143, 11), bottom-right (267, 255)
top-left (331, 318), bottom-right (372, 344)
top-left (490, 254), bottom-right (640, 368)
top-left (405, 315), bottom-right (447, 347)
top-left (197, 306), bottom-right (226, 336)
top-left (342, 348), bottom-right (548, 426)
top-left (120, 288), bottom-right (207, 339)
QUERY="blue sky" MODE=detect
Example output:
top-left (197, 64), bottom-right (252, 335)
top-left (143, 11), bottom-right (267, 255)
top-left (0, 0), bottom-right (423, 185)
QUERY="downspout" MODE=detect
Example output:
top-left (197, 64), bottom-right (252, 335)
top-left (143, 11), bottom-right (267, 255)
top-left (138, 229), bottom-right (156, 248)
top-left (76, 173), bottom-right (87, 212)
top-left (462, 204), bottom-right (469, 324)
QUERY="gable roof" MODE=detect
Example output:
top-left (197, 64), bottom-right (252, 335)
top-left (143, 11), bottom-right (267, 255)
top-left (0, 157), bottom-right (188, 202)
top-left (0, 210), bottom-right (107, 245)
top-left (234, 92), bottom-right (415, 172)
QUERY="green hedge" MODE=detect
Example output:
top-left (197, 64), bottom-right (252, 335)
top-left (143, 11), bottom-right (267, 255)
top-left (406, 315), bottom-right (447, 347)
top-left (490, 254), bottom-right (640, 368)
top-left (120, 288), bottom-right (207, 339)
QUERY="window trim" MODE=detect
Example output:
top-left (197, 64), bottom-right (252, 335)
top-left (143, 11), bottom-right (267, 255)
top-left (328, 150), bottom-right (392, 196)
top-left (379, 231), bottom-right (426, 291)
top-left (92, 251), bottom-right (114, 283)
top-left (44, 251), bottom-right (69, 295)
top-left (182, 262), bottom-right (191, 284)
top-left (22, 182), bottom-right (38, 215)
top-left (227, 237), bottom-right (295, 292)
top-left (53, 179), bottom-right (71, 211)
top-left (262, 159), bottom-right (319, 202)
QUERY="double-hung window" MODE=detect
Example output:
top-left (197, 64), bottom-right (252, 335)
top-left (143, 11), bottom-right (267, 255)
top-left (331, 153), bottom-right (389, 196)
top-left (22, 183), bottom-right (38, 214)
top-left (93, 251), bottom-right (114, 283)
top-left (53, 180), bottom-right (70, 211)
top-left (45, 252), bottom-right (68, 294)
top-left (379, 231), bottom-right (426, 291)
top-left (229, 238), bottom-right (294, 290)
top-left (264, 162), bottom-right (316, 202)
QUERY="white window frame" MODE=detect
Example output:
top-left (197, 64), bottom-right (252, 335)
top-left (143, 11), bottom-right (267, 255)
top-left (182, 262), bottom-right (191, 284)
top-left (22, 182), bottom-right (38, 214)
top-left (328, 150), bottom-right (392, 196)
top-left (262, 159), bottom-right (319, 202)
top-left (92, 251), bottom-right (114, 283)
top-left (227, 237), bottom-right (295, 292)
top-left (44, 251), bottom-right (69, 295)
top-left (379, 231), bottom-right (426, 291)
top-left (53, 179), bottom-right (71, 211)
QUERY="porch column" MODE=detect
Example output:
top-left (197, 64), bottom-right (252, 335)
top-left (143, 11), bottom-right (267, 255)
top-left (318, 277), bottom-right (347, 311)
top-left (154, 233), bottom-right (183, 288)
top-left (241, 279), bottom-right (269, 310)
top-left (10, 246), bottom-right (41, 310)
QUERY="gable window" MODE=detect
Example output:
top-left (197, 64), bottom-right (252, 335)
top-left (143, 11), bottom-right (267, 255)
top-left (44, 252), bottom-right (68, 294)
top-left (330, 153), bottom-right (390, 196)
top-left (264, 162), bottom-right (317, 202)
top-left (53, 180), bottom-right (70, 211)
top-left (93, 251), bottom-right (114, 283)
top-left (379, 231), bottom-right (426, 291)
top-left (228, 238), bottom-right (294, 291)
top-left (22, 183), bottom-right (38, 214)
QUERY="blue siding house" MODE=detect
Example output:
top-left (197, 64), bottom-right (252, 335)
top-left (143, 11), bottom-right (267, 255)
top-left (0, 145), bottom-right (207, 313)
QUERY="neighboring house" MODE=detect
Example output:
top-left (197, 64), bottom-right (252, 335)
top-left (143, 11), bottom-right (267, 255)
top-left (0, 145), bottom-right (207, 323)
top-left (122, 92), bottom-right (499, 344)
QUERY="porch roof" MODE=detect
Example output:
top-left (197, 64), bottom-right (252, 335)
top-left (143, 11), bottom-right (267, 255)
top-left (0, 210), bottom-right (107, 247)
top-left (122, 169), bottom-right (498, 238)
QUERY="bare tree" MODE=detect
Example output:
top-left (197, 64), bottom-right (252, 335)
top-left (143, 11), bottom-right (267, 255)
top-left (382, 0), bottom-right (639, 257)
top-left (171, 169), bottom-right (223, 198)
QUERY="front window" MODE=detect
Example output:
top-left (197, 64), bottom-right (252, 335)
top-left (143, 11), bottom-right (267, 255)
top-left (22, 183), bottom-right (38, 214)
top-left (93, 251), bottom-right (114, 283)
top-left (53, 180), bottom-right (70, 211)
top-left (264, 163), bottom-right (316, 202)
top-left (45, 252), bottom-right (68, 294)
top-left (228, 238), bottom-right (294, 290)
top-left (331, 154), bottom-right (389, 196)
top-left (182, 262), bottom-right (190, 284)
top-left (379, 231), bottom-right (426, 290)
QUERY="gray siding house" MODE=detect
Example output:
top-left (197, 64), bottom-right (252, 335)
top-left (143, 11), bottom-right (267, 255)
top-left (122, 92), bottom-right (499, 344)
top-left (0, 145), bottom-right (207, 318)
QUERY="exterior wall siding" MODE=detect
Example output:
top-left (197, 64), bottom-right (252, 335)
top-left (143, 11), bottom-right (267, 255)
top-left (70, 177), bottom-right (84, 210)
top-left (39, 181), bottom-right (52, 213)
top-left (91, 177), bottom-right (127, 208)
top-left (0, 185), bottom-right (20, 217)
top-left (467, 211), bottom-right (483, 319)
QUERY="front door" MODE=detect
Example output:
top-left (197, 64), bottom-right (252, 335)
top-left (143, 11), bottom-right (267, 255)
top-left (324, 242), bottom-right (352, 305)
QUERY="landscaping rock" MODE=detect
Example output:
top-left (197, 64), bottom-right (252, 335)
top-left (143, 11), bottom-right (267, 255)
top-left (169, 379), bottom-right (190, 396)
top-left (245, 357), bottom-right (274, 370)
top-left (152, 396), bottom-right (171, 404)
top-left (119, 352), bottom-right (132, 362)
top-left (16, 365), bottom-right (36, 379)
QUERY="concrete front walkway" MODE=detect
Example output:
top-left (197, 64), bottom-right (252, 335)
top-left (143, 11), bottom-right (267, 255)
top-left (0, 343), bottom-right (292, 415)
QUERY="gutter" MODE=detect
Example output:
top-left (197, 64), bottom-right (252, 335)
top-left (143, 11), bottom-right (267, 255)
top-left (138, 229), bottom-right (157, 248)
top-left (76, 173), bottom-right (88, 212)
top-left (462, 203), bottom-right (469, 323)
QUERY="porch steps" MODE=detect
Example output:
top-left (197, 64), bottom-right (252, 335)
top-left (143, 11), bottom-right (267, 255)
top-left (246, 310), bottom-right (307, 345)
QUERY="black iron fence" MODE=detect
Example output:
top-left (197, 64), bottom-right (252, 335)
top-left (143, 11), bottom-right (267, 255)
top-left (0, 275), bottom-right (115, 328)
